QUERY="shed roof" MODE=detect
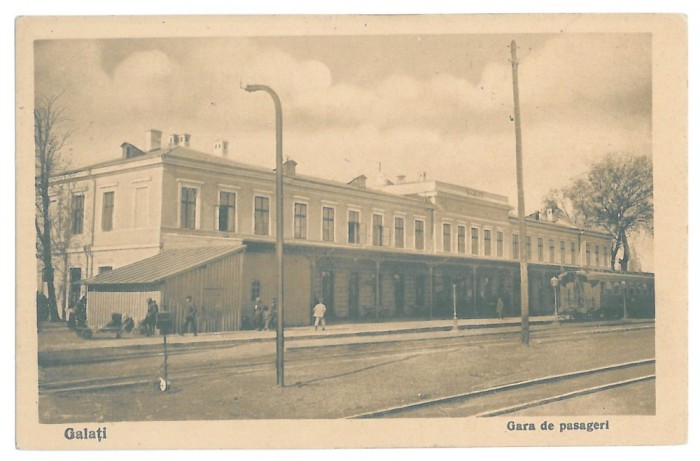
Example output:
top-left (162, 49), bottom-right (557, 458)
top-left (83, 245), bottom-right (245, 286)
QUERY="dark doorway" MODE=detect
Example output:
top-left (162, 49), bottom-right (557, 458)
top-left (68, 267), bottom-right (82, 309)
top-left (321, 270), bottom-right (335, 317)
top-left (394, 274), bottom-right (405, 315)
top-left (348, 272), bottom-right (360, 319)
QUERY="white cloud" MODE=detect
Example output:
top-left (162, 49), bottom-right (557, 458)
top-left (36, 35), bottom-right (651, 206)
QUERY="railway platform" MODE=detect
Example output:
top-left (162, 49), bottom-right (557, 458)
top-left (37, 316), bottom-right (652, 366)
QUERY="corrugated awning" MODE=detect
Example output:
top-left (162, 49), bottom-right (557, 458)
top-left (83, 245), bottom-right (245, 285)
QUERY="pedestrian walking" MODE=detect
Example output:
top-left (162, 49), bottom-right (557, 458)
top-left (270, 298), bottom-right (278, 330)
top-left (262, 306), bottom-right (272, 331)
top-left (313, 298), bottom-right (327, 331)
top-left (496, 296), bottom-right (505, 320)
top-left (76, 295), bottom-right (88, 328)
top-left (180, 295), bottom-right (198, 336)
top-left (66, 305), bottom-right (76, 329)
top-left (253, 297), bottom-right (263, 331)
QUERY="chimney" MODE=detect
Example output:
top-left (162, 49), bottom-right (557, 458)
top-left (169, 133), bottom-right (180, 147)
top-left (178, 133), bottom-right (191, 148)
top-left (282, 158), bottom-right (297, 176)
top-left (145, 129), bottom-right (162, 152)
top-left (213, 140), bottom-right (229, 157)
top-left (396, 175), bottom-right (406, 184)
top-left (419, 171), bottom-right (428, 182)
top-left (546, 208), bottom-right (555, 222)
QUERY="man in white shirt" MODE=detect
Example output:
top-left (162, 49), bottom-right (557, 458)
top-left (313, 298), bottom-right (327, 331)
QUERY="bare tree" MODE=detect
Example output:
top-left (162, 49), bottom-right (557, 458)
top-left (35, 95), bottom-right (72, 321)
top-left (553, 154), bottom-right (653, 271)
top-left (542, 188), bottom-right (576, 224)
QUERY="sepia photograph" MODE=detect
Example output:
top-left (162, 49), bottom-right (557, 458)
top-left (15, 13), bottom-right (687, 449)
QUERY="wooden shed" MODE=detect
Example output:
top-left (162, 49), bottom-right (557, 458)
top-left (83, 245), bottom-right (246, 332)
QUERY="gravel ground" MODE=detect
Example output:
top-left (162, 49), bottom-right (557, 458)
top-left (39, 327), bottom-right (655, 422)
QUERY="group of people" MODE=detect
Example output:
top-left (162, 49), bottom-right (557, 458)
top-left (252, 298), bottom-right (278, 331)
top-left (63, 293), bottom-right (330, 337)
top-left (142, 295), bottom-right (198, 336)
top-left (250, 297), bottom-right (327, 331)
top-left (65, 295), bottom-right (88, 330)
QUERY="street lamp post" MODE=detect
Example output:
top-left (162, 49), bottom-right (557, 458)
top-left (550, 276), bottom-right (559, 324)
top-left (244, 84), bottom-right (285, 387)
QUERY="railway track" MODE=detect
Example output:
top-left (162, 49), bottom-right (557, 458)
top-left (347, 358), bottom-right (655, 418)
top-left (39, 322), bottom-right (654, 395)
top-left (39, 344), bottom-right (458, 394)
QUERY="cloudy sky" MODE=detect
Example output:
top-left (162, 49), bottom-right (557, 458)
top-left (34, 32), bottom-right (653, 265)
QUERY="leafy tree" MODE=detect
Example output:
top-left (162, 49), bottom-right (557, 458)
top-left (547, 154), bottom-right (653, 271)
top-left (35, 95), bottom-right (72, 321)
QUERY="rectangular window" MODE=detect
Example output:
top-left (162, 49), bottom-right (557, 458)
top-left (603, 246), bottom-right (609, 268)
top-left (457, 226), bottom-right (466, 253)
top-left (254, 196), bottom-right (270, 235)
top-left (484, 229), bottom-right (492, 256)
top-left (537, 237), bottom-right (544, 261)
top-left (496, 231), bottom-right (503, 257)
top-left (218, 191), bottom-right (236, 232)
top-left (294, 203), bottom-right (307, 239)
top-left (348, 210), bottom-right (360, 244)
top-left (595, 245), bottom-right (600, 266)
top-left (372, 214), bottom-right (384, 246)
top-left (71, 194), bottom-right (84, 234)
top-left (101, 191), bottom-right (114, 232)
top-left (526, 236), bottom-right (532, 260)
top-left (586, 242), bottom-right (591, 266)
top-left (180, 187), bottom-right (197, 229)
top-left (512, 234), bottom-right (519, 259)
top-left (322, 207), bottom-right (335, 242)
top-left (549, 239), bottom-right (555, 263)
top-left (571, 242), bottom-right (577, 265)
top-left (251, 280), bottom-right (261, 301)
top-left (471, 228), bottom-right (479, 256)
top-left (442, 223), bottom-right (452, 252)
top-left (415, 219), bottom-right (425, 250)
top-left (560, 240), bottom-right (566, 264)
top-left (394, 217), bottom-right (405, 248)
top-left (98, 266), bottom-right (113, 274)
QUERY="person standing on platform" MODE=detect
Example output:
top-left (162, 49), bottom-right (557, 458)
top-left (181, 295), bottom-right (198, 336)
top-left (313, 298), bottom-right (327, 331)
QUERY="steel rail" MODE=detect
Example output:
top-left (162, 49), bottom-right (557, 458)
top-left (476, 374), bottom-right (655, 417)
top-left (346, 358), bottom-right (655, 419)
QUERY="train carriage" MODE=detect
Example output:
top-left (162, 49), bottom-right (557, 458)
top-left (556, 270), bottom-right (655, 320)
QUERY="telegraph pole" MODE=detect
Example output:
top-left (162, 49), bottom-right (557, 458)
top-left (510, 40), bottom-right (529, 345)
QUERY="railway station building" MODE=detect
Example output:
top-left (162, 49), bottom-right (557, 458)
top-left (40, 129), bottom-right (615, 330)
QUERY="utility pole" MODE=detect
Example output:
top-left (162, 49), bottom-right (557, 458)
top-left (510, 40), bottom-right (529, 345)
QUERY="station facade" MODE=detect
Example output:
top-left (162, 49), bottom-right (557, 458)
top-left (42, 129), bottom-right (614, 329)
